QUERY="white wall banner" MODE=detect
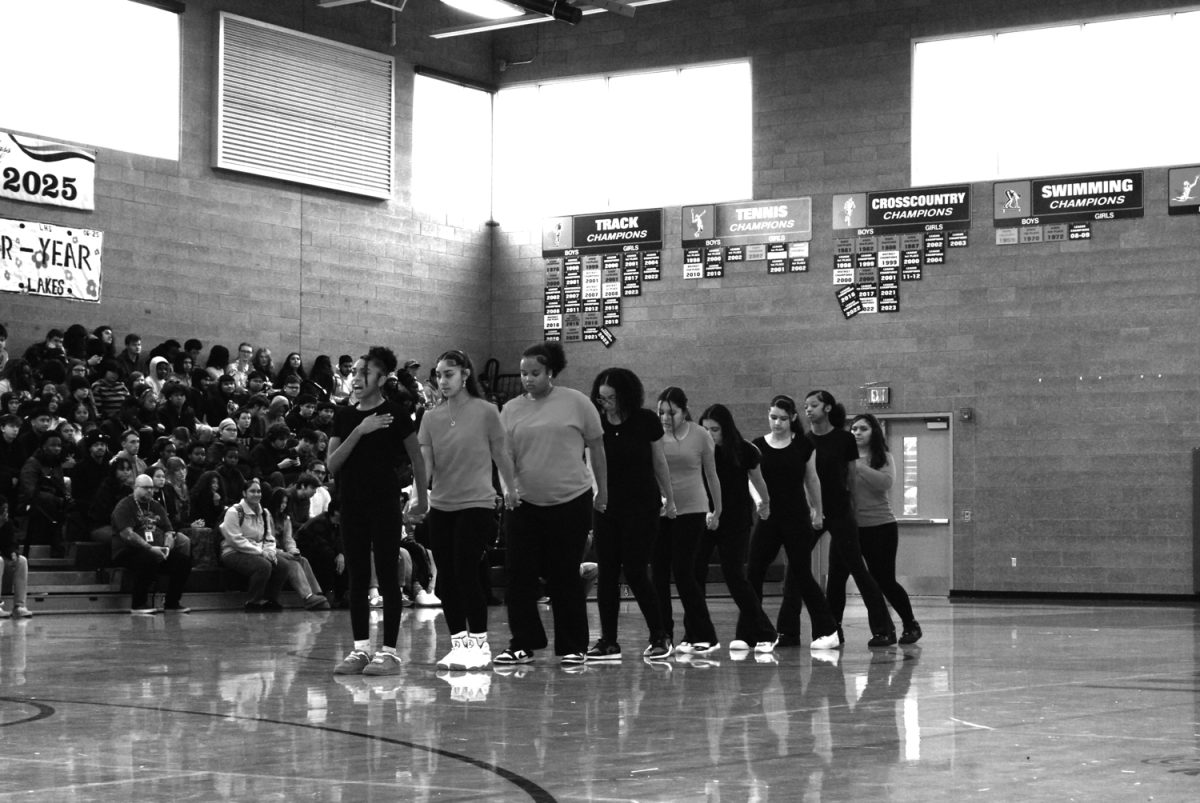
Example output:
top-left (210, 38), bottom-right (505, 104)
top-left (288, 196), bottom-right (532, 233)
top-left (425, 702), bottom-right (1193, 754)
top-left (0, 217), bottom-right (102, 303)
top-left (0, 131), bottom-right (96, 211)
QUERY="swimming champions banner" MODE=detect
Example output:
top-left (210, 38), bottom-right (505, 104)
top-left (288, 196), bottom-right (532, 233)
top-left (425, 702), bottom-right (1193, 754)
top-left (993, 170), bottom-right (1144, 226)
top-left (0, 131), bottom-right (96, 211)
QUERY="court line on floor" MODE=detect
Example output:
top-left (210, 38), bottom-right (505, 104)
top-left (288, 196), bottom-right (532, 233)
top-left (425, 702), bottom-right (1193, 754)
top-left (0, 695), bottom-right (557, 802)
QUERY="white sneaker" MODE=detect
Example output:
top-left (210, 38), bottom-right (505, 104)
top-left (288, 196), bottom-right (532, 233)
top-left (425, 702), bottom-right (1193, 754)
top-left (459, 635), bottom-right (492, 670)
top-left (676, 641), bottom-right (695, 654)
top-left (729, 639), bottom-right (751, 651)
top-left (438, 634), bottom-right (467, 670)
top-left (0, 602), bottom-right (7, 618)
top-left (368, 591), bottom-right (383, 608)
top-left (754, 637), bottom-right (779, 654)
top-left (12, 605), bottom-right (33, 619)
top-left (415, 589), bottom-right (441, 607)
top-left (691, 642), bottom-right (720, 656)
top-left (811, 632), bottom-right (841, 650)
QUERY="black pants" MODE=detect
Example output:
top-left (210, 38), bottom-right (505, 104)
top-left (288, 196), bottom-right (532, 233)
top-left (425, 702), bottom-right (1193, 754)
top-left (594, 507), bottom-right (664, 644)
top-left (428, 506), bottom-right (493, 635)
top-left (504, 491), bottom-right (591, 656)
top-left (747, 510), bottom-right (837, 640)
top-left (651, 513), bottom-right (717, 644)
top-left (295, 531), bottom-right (347, 602)
top-left (343, 494), bottom-right (404, 647)
top-left (695, 515), bottom-right (776, 644)
top-left (822, 512), bottom-right (895, 636)
top-left (115, 542), bottom-right (192, 609)
top-left (829, 520), bottom-right (915, 626)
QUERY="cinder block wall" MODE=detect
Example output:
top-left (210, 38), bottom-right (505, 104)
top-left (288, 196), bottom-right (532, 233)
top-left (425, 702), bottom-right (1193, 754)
top-left (0, 0), bottom-right (495, 370)
top-left (490, 0), bottom-right (1199, 594)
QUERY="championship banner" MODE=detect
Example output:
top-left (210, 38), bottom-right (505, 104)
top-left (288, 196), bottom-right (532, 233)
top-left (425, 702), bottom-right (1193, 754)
top-left (0, 131), bottom-right (96, 211)
top-left (993, 170), bottom-right (1144, 226)
top-left (0, 217), bottom-right (103, 302)
top-left (681, 198), bottom-right (813, 243)
top-left (542, 209), bottom-right (664, 255)
top-left (1167, 166), bottom-right (1200, 216)
top-left (833, 184), bottom-right (970, 233)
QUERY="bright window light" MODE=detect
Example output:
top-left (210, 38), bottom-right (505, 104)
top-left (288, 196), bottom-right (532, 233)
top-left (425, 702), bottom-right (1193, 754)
top-left (0, 0), bottom-right (180, 160)
top-left (412, 75), bottom-right (493, 221)
top-left (912, 10), bottom-right (1200, 184)
top-left (441, 0), bottom-right (524, 19)
top-left (494, 61), bottom-right (752, 226)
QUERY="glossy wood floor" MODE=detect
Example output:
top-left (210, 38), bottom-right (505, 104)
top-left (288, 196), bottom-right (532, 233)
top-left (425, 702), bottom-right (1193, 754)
top-left (2, 598), bottom-right (1198, 801)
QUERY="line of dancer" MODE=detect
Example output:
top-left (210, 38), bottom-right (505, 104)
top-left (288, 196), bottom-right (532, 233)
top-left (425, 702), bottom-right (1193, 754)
top-left (328, 339), bottom-right (921, 674)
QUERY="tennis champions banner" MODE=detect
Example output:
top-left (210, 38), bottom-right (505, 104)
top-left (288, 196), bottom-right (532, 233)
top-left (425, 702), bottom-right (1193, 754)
top-left (0, 217), bottom-right (103, 302)
top-left (0, 131), bottom-right (96, 211)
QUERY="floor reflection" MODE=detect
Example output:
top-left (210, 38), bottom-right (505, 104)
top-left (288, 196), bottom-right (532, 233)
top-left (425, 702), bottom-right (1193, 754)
top-left (2, 600), bottom-right (1199, 801)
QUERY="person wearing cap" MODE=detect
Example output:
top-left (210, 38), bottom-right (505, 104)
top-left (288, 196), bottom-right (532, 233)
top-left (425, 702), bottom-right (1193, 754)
top-left (68, 430), bottom-right (110, 517)
top-left (331, 355), bottom-right (355, 405)
top-left (111, 473), bottom-right (193, 614)
top-left (15, 401), bottom-right (55, 458)
top-left (403, 359), bottom-right (433, 410)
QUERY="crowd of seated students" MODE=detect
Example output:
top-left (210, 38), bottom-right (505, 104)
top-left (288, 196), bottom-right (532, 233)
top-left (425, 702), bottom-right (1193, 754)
top-left (0, 320), bottom-right (443, 614)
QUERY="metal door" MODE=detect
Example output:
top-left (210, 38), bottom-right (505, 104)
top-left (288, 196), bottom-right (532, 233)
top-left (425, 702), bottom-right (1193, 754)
top-left (882, 415), bottom-right (952, 596)
top-left (814, 415), bottom-right (953, 597)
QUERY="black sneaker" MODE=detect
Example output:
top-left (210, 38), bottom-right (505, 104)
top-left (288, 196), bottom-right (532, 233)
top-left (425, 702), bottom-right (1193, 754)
top-left (899, 622), bottom-right (923, 645)
top-left (868, 631), bottom-right (898, 648)
top-left (586, 639), bottom-right (622, 661)
top-left (643, 638), bottom-right (673, 660)
top-left (494, 648), bottom-right (535, 665)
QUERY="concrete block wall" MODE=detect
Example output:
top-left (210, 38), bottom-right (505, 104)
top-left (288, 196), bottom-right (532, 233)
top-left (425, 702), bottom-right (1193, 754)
top-left (0, 0), bottom-right (495, 371)
top-left (490, 0), bottom-right (1200, 594)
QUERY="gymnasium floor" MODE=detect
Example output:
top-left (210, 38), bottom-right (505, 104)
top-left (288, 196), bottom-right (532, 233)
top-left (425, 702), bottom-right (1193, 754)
top-left (1, 598), bottom-right (1197, 802)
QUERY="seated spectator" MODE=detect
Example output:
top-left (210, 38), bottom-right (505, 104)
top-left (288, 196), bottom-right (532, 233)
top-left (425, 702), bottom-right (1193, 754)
top-left (116, 333), bottom-right (146, 382)
top-left (307, 460), bottom-right (332, 519)
top-left (0, 496), bottom-right (32, 618)
top-left (264, 395), bottom-right (290, 430)
top-left (111, 473), bottom-right (192, 614)
top-left (159, 382), bottom-right (197, 433)
top-left (184, 440), bottom-right (210, 490)
top-left (18, 429), bottom-right (69, 558)
top-left (246, 370), bottom-right (271, 398)
top-left (183, 338), bottom-right (203, 368)
top-left (55, 420), bottom-right (81, 472)
top-left (206, 343), bottom-right (232, 383)
top-left (59, 398), bottom-right (98, 438)
top-left (219, 477), bottom-right (287, 611)
top-left (294, 429), bottom-right (322, 473)
top-left (250, 347), bottom-right (274, 383)
top-left (265, 486), bottom-right (329, 610)
top-left (170, 352), bottom-right (194, 386)
top-left (0, 413), bottom-right (26, 511)
top-left (330, 354), bottom-right (354, 405)
top-left (296, 501), bottom-right (346, 607)
top-left (67, 431), bottom-right (110, 542)
top-left (87, 455), bottom-right (136, 544)
top-left (275, 352), bottom-right (306, 388)
top-left (86, 325), bottom-right (116, 371)
top-left (209, 417), bottom-right (250, 472)
top-left (308, 355), bottom-right (335, 402)
top-left (277, 374), bottom-right (302, 403)
top-left (312, 401), bottom-right (336, 436)
top-left (249, 422), bottom-right (299, 487)
top-left (15, 401), bottom-right (54, 457)
top-left (22, 329), bottom-right (67, 369)
top-left (90, 360), bottom-right (130, 422)
top-left (207, 374), bottom-right (243, 428)
top-left (189, 442), bottom-right (246, 528)
top-left (150, 464), bottom-right (188, 528)
top-left (65, 376), bottom-right (99, 420)
top-left (284, 394), bottom-right (318, 433)
top-left (0, 358), bottom-right (36, 399)
top-left (110, 429), bottom-right (148, 476)
top-left (234, 407), bottom-right (262, 451)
